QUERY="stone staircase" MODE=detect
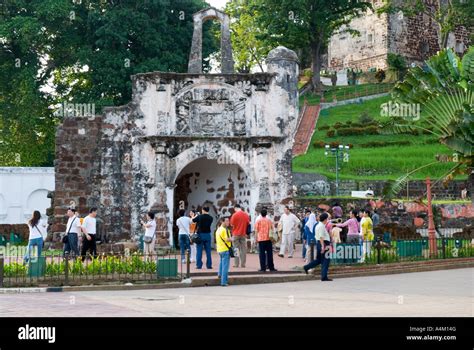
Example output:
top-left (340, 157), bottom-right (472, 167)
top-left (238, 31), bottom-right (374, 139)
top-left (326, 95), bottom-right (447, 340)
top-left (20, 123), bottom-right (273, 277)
top-left (292, 103), bottom-right (321, 156)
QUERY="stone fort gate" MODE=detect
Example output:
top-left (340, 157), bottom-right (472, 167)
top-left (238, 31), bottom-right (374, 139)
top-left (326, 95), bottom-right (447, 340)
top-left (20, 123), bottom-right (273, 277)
top-left (52, 8), bottom-right (299, 246)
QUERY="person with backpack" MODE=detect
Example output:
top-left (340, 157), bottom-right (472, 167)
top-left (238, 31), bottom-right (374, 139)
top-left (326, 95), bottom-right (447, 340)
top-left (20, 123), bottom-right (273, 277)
top-left (64, 208), bottom-right (81, 257)
top-left (301, 209), bottom-right (311, 259)
top-left (303, 212), bottom-right (333, 281)
top-left (215, 216), bottom-right (232, 286)
top-left (24, 210), bottom-right (47, 264)
top-left (303, 212), bottom-right (317, 263)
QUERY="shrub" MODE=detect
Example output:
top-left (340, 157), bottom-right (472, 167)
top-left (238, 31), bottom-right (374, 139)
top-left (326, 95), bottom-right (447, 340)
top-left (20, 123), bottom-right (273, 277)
top-left (313, 141), bottom-right (326, 148)
top-left (333, 122), bottom-right (344, 129)
top-left (359, 140), bottom-right (412, 148)
top-left (337, 125), bottom-right (379, 136)
top-left (375, 69), bottom-right (386, 83)
top-left (326, 129), bottom-right (336, 137)
top-left (358, 111), bottom-right (375, 124)
top-left (318, 124), bottom-right (330, 130)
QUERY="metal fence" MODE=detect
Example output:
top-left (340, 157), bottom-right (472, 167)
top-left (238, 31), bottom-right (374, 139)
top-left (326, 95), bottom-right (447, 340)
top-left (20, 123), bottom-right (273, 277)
top-left (308, 238), bottom-right (474, 266)
top-left (0, 250), bottom-right (185, 288)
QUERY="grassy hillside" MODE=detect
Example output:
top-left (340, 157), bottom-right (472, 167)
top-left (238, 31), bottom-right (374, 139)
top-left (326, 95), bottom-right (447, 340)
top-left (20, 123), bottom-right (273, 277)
top-left (293, 96), bottom-right (461, 180)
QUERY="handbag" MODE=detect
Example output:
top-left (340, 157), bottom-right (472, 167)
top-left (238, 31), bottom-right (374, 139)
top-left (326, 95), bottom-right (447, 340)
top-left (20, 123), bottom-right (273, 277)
top-left (189, 217), bottom-right (201, 244)
top-left (62, 217), bottom-right (76, 244)
top-left (144, 236), bottom-right (153, 244)
top-left (190, 234), bottom-right (201, 244)
top-left (220, 229), bottom-right (235, 258)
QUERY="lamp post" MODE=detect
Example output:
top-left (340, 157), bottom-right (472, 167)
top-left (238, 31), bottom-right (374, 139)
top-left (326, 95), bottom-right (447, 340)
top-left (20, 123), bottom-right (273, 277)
top-left (325, 144), bottom-right (350, 196)
top-left (426, 177), bottom-right (437, 257)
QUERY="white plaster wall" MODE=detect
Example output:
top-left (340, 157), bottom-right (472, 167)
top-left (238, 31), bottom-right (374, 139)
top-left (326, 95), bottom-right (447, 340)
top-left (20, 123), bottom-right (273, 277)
top-left (0, 167), bottom-right (54, 224)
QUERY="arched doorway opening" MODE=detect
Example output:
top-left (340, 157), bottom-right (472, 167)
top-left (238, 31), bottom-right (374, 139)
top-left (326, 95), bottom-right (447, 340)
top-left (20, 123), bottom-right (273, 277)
top-left (173, 157), bottom-right (250, 248)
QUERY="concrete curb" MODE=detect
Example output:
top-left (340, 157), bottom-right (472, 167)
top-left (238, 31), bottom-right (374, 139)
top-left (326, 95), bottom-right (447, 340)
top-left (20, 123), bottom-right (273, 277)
top-left (1, 259), bottom-right (472, 293)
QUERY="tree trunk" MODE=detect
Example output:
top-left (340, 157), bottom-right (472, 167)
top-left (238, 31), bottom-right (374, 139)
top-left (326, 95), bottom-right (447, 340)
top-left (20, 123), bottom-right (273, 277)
top-left (310, 40), bottom-right (323, 93)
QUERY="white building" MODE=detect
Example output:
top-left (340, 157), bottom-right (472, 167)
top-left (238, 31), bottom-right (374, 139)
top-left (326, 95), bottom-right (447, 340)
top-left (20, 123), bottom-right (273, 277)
top-left (0, 167), bottom-right (54, 224)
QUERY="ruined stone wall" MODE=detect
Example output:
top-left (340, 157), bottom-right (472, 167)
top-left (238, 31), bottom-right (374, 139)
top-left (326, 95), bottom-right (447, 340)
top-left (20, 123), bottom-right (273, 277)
top-left (388, 4), bottom-right (471, 65)
top-left (293, 173), bottom-right (469, 200)
top-left (52, 117), bottom-right (102, 239)
top-left (328, 1), bottom-right (472, 71)
top-left (328, 8), bottom-right (389, 71)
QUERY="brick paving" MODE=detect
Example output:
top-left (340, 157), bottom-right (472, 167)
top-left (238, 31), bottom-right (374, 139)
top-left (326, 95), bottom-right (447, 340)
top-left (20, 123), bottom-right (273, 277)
top-left (187, 243), bottom-right (307, 275)
top-left (0, 268), bottom-right (471, 317)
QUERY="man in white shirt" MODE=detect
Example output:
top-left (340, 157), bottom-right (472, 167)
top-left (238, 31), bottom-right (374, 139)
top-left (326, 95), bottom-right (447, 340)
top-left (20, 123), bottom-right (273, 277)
top-left (64, 208), bottom-right (81, 257)
top-left (303, 212), bottom-right (332, 281)
top-left (278, 206), bottom-right (300, 258)
top-left (176, 209), bottom-right (192, 263)
top-left (81, 207), bottom-right (98, 261)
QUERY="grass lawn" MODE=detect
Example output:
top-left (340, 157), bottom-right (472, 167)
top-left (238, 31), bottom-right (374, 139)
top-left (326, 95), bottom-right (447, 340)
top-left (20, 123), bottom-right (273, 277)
top-left (293, 96), bottom-right (463, 181)
top-left (299, 83), bottom-right (394, 106)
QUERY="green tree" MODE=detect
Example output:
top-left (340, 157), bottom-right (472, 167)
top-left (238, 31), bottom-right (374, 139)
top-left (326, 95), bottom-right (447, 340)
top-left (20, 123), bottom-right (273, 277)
top-left (250, 0), bottom-right (372, 91)
top-left (0, 0), bottom-right (218, 166)
top-left (225, 0), bottom-right (273, 73)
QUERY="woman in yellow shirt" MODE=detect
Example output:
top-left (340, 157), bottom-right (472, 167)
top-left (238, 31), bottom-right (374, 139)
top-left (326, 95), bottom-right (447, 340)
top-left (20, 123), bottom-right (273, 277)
top-left (215, 217), bottom-right (232, 286)
top-left (361, 210), bottom-right (374, 260)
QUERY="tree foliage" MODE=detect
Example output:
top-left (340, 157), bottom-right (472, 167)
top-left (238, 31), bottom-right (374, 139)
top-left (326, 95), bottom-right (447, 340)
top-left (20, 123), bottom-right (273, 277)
top-left (248, 0), bottom-right (373, 91)
top-left (0, 0), bottom-right (217, 166)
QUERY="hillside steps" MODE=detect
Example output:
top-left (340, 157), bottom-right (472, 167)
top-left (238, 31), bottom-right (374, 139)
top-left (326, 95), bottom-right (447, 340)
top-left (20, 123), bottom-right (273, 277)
top-left (292, 103), bottom-right (321, 156)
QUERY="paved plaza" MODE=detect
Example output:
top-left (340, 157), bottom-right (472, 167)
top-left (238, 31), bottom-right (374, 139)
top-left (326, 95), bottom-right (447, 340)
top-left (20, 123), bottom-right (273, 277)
top-left (0, 268), bottom-right (472, 317)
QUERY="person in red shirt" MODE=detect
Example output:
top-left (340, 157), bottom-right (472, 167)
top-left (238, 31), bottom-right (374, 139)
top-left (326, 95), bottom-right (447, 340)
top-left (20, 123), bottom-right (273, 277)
top-left (230, 204), bottom-right (250, 268)
top-left (255, 208), bottom-right (277, 272)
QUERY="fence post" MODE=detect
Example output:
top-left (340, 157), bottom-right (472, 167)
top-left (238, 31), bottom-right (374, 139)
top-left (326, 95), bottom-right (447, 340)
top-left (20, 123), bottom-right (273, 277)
top-left (185, 249), bottom-right (190, 279)
top-left (376, 240), bottom-right (381, 265)
top-left (0, 254), bottom-right (4, 288)
top-left (310, 241), bottom-right (315, 262)
top-left (64, 253), bottom-right (69, 285)
top-left (442, 238), bottom-right (446, 259)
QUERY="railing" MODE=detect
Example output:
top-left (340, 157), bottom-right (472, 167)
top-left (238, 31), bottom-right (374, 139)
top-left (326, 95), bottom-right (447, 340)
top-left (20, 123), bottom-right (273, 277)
top-left (308, 238), bottom-right (473, 266)
top-left (302, 83), bottom-right (394, 106)
top-left (0, 250), bottom-right (184, 288)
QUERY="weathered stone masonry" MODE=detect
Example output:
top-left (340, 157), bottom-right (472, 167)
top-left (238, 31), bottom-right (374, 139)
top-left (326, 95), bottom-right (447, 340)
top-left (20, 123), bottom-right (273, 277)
top-left (328, 0), bottom-right (472, 71)
top-left (52, 8), bottom-right (299, 246)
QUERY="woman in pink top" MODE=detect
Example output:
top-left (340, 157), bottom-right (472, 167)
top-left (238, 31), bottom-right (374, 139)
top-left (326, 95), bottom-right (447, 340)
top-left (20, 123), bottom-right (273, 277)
top-left (336, 210), bottom-right (360, 244)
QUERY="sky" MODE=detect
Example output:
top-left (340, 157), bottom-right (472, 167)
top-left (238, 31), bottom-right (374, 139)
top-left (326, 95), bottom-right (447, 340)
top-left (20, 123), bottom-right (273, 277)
top-left (207, 0), bottom-right (229, 9)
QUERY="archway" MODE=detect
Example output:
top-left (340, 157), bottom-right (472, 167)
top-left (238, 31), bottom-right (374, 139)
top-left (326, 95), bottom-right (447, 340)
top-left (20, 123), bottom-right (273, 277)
top-left (173, 157), bottom-right (250, 248)
top-left (188, 7), bottom-right (234, 74)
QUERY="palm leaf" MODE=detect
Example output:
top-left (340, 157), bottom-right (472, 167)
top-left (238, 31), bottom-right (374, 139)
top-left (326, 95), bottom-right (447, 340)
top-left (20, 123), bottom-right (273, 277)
top-left (388, 162), bottom-right (440, 196)
top-left (461, 46), bottom-right (474, 82)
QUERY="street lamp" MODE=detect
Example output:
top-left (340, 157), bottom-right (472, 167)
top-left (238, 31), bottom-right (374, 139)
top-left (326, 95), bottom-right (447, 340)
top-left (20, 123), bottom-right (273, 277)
top-left (325, 144), bottom-right (350, 196)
